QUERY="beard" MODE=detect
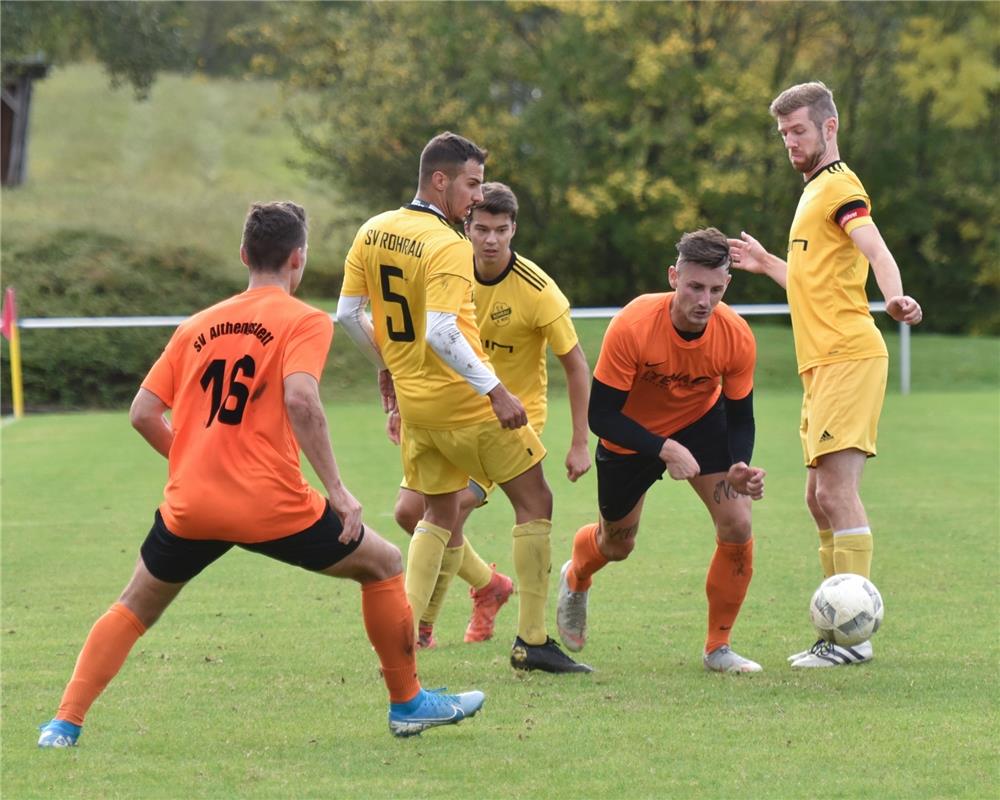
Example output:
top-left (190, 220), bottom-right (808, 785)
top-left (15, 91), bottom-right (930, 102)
top-left (795, 140), bottom-right (828, 174)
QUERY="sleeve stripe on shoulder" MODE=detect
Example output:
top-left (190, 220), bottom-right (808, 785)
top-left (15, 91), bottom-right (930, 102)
top-left (512, 259), bottom-right (546, 291)
top-left (835, 199), bottom-right (870, 228)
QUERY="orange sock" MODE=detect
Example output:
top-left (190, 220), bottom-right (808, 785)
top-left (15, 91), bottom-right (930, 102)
top-left (704, 539), bottom-right (754, 654)
top-left (567, 523), bottom-right (608, 592)
top-left (56, 602), bottom-right (146, 726)
top-left (361, 574), bottom-right (420, 704)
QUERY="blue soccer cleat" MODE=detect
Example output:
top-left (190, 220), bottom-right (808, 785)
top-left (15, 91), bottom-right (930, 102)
top-left (388, 687), bottom-right (484, 737)
top-left (38, 718), bottom-right (81, 748)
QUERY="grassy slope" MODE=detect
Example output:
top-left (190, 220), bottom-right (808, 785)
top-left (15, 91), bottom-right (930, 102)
top-left (0, 64), bottom-right (355, 290)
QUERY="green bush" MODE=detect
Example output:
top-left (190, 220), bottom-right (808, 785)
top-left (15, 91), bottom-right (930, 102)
top-left (1, 229), bottom-right (242, 410)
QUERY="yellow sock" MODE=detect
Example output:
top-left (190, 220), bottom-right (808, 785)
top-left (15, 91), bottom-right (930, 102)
top-left (457, 539), bottom-right (493, 592)
top-left (833, 528), bottom-right (873, 577)
top-left (405, 520), bottom-right (451, 634)
top-left (818, 528), bottom-right (835, 578)
top-left (511, 519), bottom-right (552, 645)
top-left (422, 545), bottom-right (464, 626)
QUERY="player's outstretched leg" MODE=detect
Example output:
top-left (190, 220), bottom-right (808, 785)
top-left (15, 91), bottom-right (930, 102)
top-left (388, 688), bottom-right (485, 737)
top-left (464, 564), bottom-right (514, 643)
top-left (556, 560), bottom-right (589, 652)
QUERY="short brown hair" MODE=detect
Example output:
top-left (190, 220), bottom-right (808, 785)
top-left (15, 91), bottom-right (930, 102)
top-left (769, 81), bottom-right (838, 130)
top-left (676, 227), bottom-right (730, 269)
top-left (241, 201), bottom-right (307, 272)
top-left (418, 132), bottom-right (487, 187)
top-left (470, 181), bottom-right (518, 223)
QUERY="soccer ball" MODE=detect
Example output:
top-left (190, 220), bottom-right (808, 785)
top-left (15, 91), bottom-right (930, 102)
top-left (809, 573), bottom-right (884, 647)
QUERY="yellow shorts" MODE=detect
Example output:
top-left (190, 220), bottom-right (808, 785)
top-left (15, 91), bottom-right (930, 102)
top-left (400, 419), bottom-right (546, 496)
top-left (799, 357), bottom-right (888, 467)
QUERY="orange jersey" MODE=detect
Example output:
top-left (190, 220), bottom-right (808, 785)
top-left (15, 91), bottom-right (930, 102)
top-left (141, 285), bottom-right (331, 542)
top-left (593, 293), bottom-right (756, 455)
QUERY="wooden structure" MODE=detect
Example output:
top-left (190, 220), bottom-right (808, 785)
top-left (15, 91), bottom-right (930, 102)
top-left (2, 58), bottom-right (49, 187)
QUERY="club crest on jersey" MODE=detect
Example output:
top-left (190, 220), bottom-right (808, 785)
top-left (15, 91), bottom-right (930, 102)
top-left (490, 302), bottom-right (512, 327)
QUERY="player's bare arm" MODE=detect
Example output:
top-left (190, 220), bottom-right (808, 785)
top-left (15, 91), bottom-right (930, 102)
top-left (284, 371), bottom-right (363, 543)
top-left (557, 344), bottom-right (592, 481)
top-left (728, 231), bottom-right (789, 289)
top-left (129, 387), bottom-right (173, 458)
top-left (849, 224), bottom-right (923, 326)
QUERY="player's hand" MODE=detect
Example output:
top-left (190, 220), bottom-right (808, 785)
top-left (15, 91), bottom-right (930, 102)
top-left (659, 438), bottom-right (700, 480)
top-left (726, 461), bottom-right (766, 501)
top-left (727, 231), bottom-right (769, 274)
top-left (565, 442), bottom-right (592, 482)
top-left (385, 408), bottom-right (401, 446)
top-left (378, 368), bottom-right (396, 413)
top-left (328, 483), bottom-right (363, 544)
top-left (886, 295), bottom-right (923, 326)
top-left (487, 384), bottom-right (528, 429)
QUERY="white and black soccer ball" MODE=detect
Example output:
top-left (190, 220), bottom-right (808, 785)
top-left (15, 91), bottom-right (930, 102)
top-left (809, 573), bottom-right (884, 647)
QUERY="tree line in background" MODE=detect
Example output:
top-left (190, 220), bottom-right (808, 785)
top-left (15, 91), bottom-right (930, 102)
top-left (3, 1), bottom-right (998, 334)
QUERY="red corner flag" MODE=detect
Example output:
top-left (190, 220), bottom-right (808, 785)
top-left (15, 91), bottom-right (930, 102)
top-left (1, 287), bottom-right (15, 340)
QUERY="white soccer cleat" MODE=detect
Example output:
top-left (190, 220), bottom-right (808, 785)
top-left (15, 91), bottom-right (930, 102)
top-left (790, 639), bottom-right (873, 668)
top-left (703, 645), bottom-right (763, 673)
top-left (788, 638), bottom-right (826, 662)
top-left (556, 560), bottom-right (589, 652)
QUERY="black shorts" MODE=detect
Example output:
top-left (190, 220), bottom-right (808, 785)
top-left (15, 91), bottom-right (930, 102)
top-left (597, 396), bottom-right (731, 522)
top-left (139, 503), bottom-right (365, 583)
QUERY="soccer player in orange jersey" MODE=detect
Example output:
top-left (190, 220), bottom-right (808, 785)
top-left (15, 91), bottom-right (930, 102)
top-left (555, 227), bottom-right (768, 673)
top-left (728, 82), bottom-right (922, 668)
top-left (37, 202), bottom-right (484, 748)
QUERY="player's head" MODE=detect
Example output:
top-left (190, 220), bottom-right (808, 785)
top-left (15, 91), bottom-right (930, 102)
top-left (770, 81), bottom-right (839, 176)
top-left (417, 132), bottom-right (487, 224)
top-left (240, 201), bottom-right (308, 289)
top-left (465, 182), bottom-right (518, 269)
top-left (668, 227), bottom-right (732, 332)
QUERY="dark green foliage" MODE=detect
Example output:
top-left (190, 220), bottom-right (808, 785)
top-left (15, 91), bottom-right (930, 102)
top-left (1, 230), bottom-right (241, 409)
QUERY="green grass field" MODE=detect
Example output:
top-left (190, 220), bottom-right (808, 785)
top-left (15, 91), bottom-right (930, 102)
top-left (2, 60), bottom-right (998, 800)
top-left (2, 386), bottom-right (997, 798)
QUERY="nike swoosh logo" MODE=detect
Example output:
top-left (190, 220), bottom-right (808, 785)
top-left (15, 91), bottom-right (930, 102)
top-left (644, 360), bottom-right (666, 367)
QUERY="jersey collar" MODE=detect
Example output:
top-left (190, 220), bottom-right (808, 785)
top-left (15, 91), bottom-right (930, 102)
top-left (406, 198), bottom-right (448, 221)
top-left (474, 249), bottom-right (517, 285)
top-left (804, 159), bottom-right (845, 187)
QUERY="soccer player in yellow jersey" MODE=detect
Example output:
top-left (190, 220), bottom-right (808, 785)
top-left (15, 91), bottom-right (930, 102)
top-left (728, 81), bottom-right (922, 668)
top-left (337, 134), bottom-right (590, 673)
top-left (388, 182), bottom-right (592, 649)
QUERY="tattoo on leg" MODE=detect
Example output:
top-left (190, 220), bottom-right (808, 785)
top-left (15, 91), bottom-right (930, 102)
top-left (713, 480), bottom-right (740, 504)
top-left (606, 523), bottom-right (638, 541)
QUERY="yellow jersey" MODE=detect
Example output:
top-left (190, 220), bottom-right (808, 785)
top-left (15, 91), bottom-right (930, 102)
top-left (475, 252), bottom-right (578, 432)
top-left (342, 204), bottom-right (495, 428)
top-left (786, 160), bottom-right (887, 373)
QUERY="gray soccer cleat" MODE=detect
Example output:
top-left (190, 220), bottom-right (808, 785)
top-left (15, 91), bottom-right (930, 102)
top-left (556, 560), bottom-right (589, 652)
top-left (703, 645), bottom-right (763, 673)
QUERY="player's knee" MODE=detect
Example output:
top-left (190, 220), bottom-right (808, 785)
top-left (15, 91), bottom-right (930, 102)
top-left (602, 535), bottom-right (636, 561)
top-left (393, 498), bottom-right (420, 536)
top-left (365, 538), bottom-right (404, 582)
top-left (716, 517), bottom-right (752, 543)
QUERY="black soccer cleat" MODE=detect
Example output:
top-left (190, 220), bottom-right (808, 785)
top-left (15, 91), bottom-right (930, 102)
top-left (510, 636), bottom-right (594, 673)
